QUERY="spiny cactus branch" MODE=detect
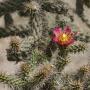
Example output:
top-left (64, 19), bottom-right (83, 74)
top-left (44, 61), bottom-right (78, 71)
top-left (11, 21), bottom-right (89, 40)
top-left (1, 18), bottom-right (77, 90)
top-left (67, 44), bottom-right (86, 54)
top-left (0, 0), bottom-right (24, 16)
top-left (0, 25), bottom-right (31, 38)
top-left (42, 1), bottom-right (69, 15)
top-left (0, 73), bottom-right (26, 88)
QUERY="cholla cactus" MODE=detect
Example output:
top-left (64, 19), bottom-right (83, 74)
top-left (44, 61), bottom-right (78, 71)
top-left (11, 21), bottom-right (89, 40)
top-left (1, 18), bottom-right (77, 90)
top-left (10, 36), bottom-right (20, 52)
top-left (20, 62), bottom-right (31, 76)
top-left (39, 63), bottom-right (54, 77)
top-left (75, 65), bottom-right (89, 81)
top-left (0, 0), bottom-right (89, 90)
top-left (84, 0), bottom-right (90, 8)
top-left (7, 36), bottom-right (22, 62)
top-left (24, 1), bottom-right (40, 12)
top-left (79, 65), bottom-right (89, 74)
top-left (70, 80), bottom-right (83, 90)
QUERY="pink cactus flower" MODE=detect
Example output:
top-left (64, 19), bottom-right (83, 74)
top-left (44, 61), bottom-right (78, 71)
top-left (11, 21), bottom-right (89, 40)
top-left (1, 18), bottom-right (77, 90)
top-left (51, 26), bottom-right (75, 46)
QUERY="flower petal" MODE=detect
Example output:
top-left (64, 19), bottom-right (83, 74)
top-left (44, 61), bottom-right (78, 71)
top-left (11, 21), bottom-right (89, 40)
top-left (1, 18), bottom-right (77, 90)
top-left (67, 39), bottom-right (75, 45)
top-left (53, 27), bottom-right (62, 37)
top-left (53, 37), bottom-right (58, 42)
top-left (64, 26), bottom-right (71, 33)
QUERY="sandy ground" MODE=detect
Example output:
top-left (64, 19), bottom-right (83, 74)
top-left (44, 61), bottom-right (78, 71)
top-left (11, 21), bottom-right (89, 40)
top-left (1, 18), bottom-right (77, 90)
top-left (0, 0), bottom-right (89, 90)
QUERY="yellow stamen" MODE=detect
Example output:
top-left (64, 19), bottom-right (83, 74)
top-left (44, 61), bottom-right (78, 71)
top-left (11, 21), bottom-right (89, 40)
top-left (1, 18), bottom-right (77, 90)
top-left (59, 33), bottom-right (68, 42)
